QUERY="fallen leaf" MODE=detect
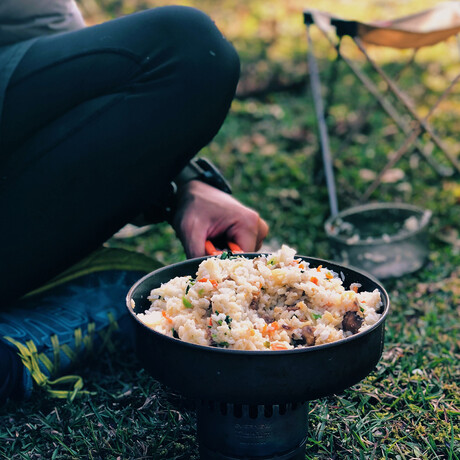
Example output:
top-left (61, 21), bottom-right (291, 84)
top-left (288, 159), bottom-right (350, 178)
top-left (359, 169), bottom-right (377, 181)
top-left (381, 168), bottom-right (405, 183)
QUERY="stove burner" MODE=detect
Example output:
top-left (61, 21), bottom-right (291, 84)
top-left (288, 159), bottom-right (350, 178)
top-left (197, 401), bottom-right (309, 460)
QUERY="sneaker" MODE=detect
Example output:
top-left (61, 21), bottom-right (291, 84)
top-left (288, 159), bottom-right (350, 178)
top-left (0, 248), bottom-right (160, 402)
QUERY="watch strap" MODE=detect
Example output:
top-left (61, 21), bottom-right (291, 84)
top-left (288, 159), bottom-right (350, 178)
top-left (173, 158), bottom-right (232, 194)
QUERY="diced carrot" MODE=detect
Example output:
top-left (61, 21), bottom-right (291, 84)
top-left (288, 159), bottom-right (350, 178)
top-left (162, 311), bottom-right (173, 323)
top-left (310, 277), bottom-right (319, 285)
top-left (326, 272), bottom-right (333, 280)
top-left (351, 285), bottom-right (359, 293)
top-left (317, 265), bottom-right (322, 272)
top-left (271, 342), bottom-right (288, 350)
top-left (266, 322), bottom-right (279, 335)
top-left (210, 279), bottom-right (219, 289)
top-left (298, 264), bottom-right (305, 269)
top-left (198, 278), bottom-right (218, 289)
top-left (262, 321), bottom-right (279, 337)
top-left (208, 318), bottom-right (213, 326)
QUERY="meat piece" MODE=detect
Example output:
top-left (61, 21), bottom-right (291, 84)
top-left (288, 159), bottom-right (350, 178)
top-left (261, 314), bottom-right (274, 323)
top-left (301, 325), bottom-right (316, 346)
top-left (249, 296), bottom-right (259, 310)
top-left (351, 299), bottom-right (361, 311)
top-left (342, 311), bottom-right (363, 334)
top-left (205, 328), bottom-right (212, 342)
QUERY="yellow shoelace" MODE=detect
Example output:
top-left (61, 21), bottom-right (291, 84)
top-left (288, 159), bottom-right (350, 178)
top-left (3, 311), bottom-right (119, 401)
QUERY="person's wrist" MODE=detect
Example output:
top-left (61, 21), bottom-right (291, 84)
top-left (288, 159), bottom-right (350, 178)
top-left (167, 158), bottom-right (231, 221)
top-left (169, 180), bottom-right (197, 221)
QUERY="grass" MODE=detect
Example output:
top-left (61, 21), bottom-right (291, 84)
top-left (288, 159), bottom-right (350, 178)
top-left (1, 0), bottom-right (459, 458)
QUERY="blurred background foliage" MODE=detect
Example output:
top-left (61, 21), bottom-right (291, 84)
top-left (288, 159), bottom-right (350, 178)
top-left (77, 0), bottom-right (460, 98)
top-left (77, 0), bottom-right (460, 264)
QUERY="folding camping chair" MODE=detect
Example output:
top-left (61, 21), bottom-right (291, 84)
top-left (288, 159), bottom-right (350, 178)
top-left (303, 2), bottom-right (460, 215)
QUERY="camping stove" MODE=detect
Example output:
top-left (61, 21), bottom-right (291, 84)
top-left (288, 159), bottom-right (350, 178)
top-left (197, 401), bottom-right (309, 460)
top-left (127, 254), bottom-right (389, 460)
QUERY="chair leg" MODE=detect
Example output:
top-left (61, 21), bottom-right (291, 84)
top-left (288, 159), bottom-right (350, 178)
top-left (361, 72), bottom-right (460, 201)
top-left (319, 27), bottom-right (456, 178)
top-left (354, 37), bottom-right (460, 175)
top-left (306, 23), bottom-right (339, 217)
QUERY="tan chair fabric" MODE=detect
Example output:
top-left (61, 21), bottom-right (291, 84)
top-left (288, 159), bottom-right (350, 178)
top-left (306, 2), bottom-right (460, 49)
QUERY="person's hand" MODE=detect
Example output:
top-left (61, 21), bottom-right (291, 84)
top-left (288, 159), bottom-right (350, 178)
top-left (171, 180), bottom-right (269, 258)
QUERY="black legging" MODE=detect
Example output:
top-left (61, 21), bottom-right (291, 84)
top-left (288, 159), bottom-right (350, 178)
top-left (0, 6), bottom-right (240, 305)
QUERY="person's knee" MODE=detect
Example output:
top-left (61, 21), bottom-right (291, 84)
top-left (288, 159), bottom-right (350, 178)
top-left (143, 6), bottom-right (240, 102)
top-left (154, 6), bottom-right (239, 68)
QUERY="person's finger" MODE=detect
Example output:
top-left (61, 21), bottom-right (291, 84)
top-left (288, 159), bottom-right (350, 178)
top-left (177, 213), bottom-right (207, 258)
top-left (232, 216), bottom-right (269, 253)
top-left (229, 209), bottom-right (262, 252)
top-left (255, 217), bottom-right (269, 251)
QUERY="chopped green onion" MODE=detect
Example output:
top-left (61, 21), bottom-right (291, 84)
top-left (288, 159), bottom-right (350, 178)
top-left (312, 313), bottom-right (322, 320)
top-left (182, 296), bottom-right (193, 308)
top-left (185, 279), bottom-right (196, 294)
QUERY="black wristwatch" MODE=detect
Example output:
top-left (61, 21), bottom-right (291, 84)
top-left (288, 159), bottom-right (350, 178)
top-left (172, 157), bottom-right (232, 195)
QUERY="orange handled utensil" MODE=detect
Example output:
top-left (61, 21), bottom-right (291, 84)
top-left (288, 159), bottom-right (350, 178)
top-left (227, 242), bottom-right (243, 253)
top-left (205, 240), bottom-right (243, 256)
top-left (205, 240), bottom-right (220, 256)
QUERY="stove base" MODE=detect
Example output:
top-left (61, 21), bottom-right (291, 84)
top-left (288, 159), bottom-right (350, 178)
top-left (197, 401), bottom-right (309, 460)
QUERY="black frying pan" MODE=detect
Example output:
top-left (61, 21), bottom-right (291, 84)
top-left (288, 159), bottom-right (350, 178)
top-left (126, 254), bottom-right (389, 405)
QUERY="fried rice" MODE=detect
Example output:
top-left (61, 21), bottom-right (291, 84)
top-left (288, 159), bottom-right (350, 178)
top-left (136, 245), bottom-right (382, 351)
